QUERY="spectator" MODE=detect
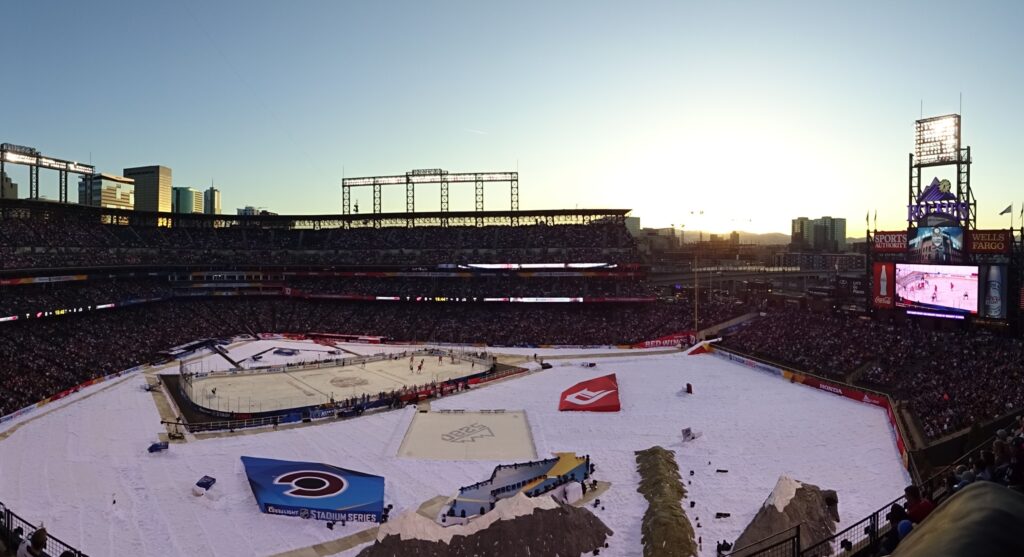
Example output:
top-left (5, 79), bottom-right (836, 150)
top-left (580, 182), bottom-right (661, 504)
top-left (903, 485), bottom-right (935, 524)
top-left (17, 527), bottom-right (47, 557)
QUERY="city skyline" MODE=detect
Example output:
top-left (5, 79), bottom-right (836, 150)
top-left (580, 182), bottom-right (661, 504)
top-left (3, 1), bottom-right (1024, 232)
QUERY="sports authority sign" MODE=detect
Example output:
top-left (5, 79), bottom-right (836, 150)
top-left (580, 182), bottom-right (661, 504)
top-left (966, 230), bottom-right (1011, 255)
top-left (872, 231), bottom-right (908, 254)
top-left (873, 262), bottom-right (895, 309)
top-left (559, 374), bottom-right (621, 412)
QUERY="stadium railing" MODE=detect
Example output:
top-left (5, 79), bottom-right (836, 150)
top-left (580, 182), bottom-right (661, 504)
top-left (798, 495), bottom-right (905, 557)
top-left (723, 495), bottom-right (906, 557)
top-left (919, 433), bottom-right (996, 502)
top-left (0, 501), bottom-right (87, 556)
top-left (724, 525), bottom-right (801, 557)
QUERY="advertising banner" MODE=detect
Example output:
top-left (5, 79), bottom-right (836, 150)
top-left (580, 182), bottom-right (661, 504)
top-left (241, 456), bottom-right (385, 522)
top-left (978, 265), bottom-right (1008, 320)
top-left (559, 374), bottom-right (621, 412)
top-left (850, 277), bottom-right (867, 297)
top-left (872, 263), bottom-right (895, 309)
top-left (966, 230), bottom-right (1012, 255)
top-left (872, 231), bottom-right (908, 254)
top-left (631, 331), bottom-right (696, 349)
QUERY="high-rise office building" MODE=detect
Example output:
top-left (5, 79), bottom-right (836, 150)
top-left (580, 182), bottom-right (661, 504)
top-left (791, 216), bottom-right (846, 252)
top-left (123, 166), bottom-right (172, 212)
top-left (1, 171), bottom-right (17, 199)
top-left (172, 187), bottom-right (204, 214)
top-left (791, 217), bottom-right (814, 249)
top-left (204, 186), bottom-right (221, 215)
top-left (78, 173), bottom-right (134, 210)
top-left (237, 205), bottom-right (277, 216)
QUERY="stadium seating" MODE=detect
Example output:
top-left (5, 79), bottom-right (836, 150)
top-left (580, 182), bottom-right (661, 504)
top-left (720, 306), bottom-right (1024, 442)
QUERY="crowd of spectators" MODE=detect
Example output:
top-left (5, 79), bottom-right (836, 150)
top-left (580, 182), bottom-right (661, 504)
top-left (0, 275), bottom-right (663, 317)
top-left (720, 305), bottom-right (881, 378)
top-left (0, 209), bottom-right (640, 269)
top-left (0, 294), bottom-right (750, 418)
top-left (720, 306), bottom-right (1024, 441)
top-left (285, 276), bottom-right (663, 299)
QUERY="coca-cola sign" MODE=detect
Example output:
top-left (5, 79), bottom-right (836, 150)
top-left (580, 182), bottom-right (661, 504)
top-left (873, 231), bottom-right (908, 253)
top-left (872, 262), bottom-right (895, 309)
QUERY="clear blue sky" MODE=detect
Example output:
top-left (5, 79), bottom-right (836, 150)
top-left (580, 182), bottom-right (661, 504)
top-left (3, 0), bottom-right (1023, 233)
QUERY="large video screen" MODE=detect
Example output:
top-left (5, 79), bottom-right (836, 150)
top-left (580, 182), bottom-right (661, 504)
top-left (908, 226), bottom-right (964, 264)
top-left (895, 263), bottom-right (978, 316)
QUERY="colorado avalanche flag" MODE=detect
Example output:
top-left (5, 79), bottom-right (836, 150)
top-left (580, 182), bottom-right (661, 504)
top-left (558, 374), bottom-right (621, 412)
top-left (241, 456), bottom-right (385, 522)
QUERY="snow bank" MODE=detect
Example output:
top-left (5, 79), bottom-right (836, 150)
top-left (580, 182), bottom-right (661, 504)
top-left (378, 492), bottom-right (558, 544)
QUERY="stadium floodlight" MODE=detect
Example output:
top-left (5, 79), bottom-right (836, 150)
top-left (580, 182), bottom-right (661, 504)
top-left (4, 151), bottom-right (36, 165)
top-left (915, 114), bottom-right (960, 165)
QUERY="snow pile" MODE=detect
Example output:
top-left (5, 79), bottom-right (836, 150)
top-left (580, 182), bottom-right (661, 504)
top-left (359, 493), bottom-right (611, 557)
top-left (635, 446), bottom-right (696, 557)
top-left (733, 476), bottom-right (840, 555)
top-left (377, 492), bottom-right (557, 544)
top-left (764, 475), bottom-right (802, 512)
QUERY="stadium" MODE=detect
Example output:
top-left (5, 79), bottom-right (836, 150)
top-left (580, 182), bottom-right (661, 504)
top-left (4, 4), bottom-right (1024, 556)
top-left (2, 138), bottom-right (1022, 557)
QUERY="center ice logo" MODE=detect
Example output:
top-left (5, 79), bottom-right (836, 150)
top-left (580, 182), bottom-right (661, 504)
top-left (441, 423), bottom-right (494, 443)
top-left (563, 388), bottom-right (617, 406)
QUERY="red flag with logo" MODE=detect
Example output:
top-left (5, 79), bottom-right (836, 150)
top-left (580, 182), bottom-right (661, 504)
top-left (559, 374), bottom-right (620, 412)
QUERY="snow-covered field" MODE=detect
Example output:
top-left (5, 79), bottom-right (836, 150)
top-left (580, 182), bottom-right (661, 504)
top-left (0, 348), bottom-right (909, 557)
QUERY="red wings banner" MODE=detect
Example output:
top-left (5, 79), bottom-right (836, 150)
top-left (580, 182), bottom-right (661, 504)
top-left (559, 374), bottom-right (621, 412)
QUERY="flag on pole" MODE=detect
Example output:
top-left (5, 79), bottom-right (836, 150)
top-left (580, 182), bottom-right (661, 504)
top-left (999, 204), bottom-right (1012, 215)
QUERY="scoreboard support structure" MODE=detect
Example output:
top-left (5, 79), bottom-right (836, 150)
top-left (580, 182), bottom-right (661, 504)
top-left (342, 169), bottom-right (519, 227)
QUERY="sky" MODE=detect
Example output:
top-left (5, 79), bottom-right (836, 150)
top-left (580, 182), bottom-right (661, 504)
top-left (2, 0), bottom-right (1023, 234)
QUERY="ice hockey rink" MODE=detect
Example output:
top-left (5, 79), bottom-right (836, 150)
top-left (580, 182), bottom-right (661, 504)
top-left (178, 348), bottom-right (483, 413)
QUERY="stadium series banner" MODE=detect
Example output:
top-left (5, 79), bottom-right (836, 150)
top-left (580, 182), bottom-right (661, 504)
top-left (241, 456), bottom-right (385, 522)
top-left (872, 231), bottom-right (908, 253)
top-left (966, 230), bottom-right (1011, 255)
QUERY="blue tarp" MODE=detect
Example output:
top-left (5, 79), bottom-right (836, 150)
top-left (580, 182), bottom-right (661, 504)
top-left (240, 456), bottom-right (384, 522)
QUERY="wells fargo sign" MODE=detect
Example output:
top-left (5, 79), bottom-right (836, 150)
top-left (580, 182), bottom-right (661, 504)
top-left (967, 230), bottom-right (1011, 254)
